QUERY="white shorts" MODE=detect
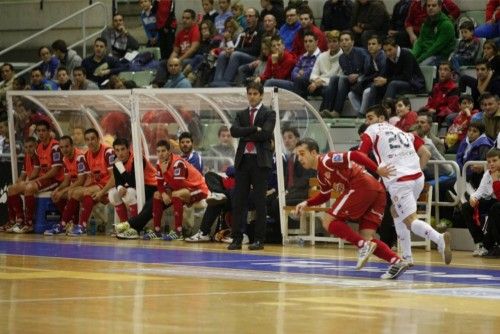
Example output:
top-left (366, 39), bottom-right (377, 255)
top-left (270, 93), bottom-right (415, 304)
top-left (387, 175), bottom-right (424, 221)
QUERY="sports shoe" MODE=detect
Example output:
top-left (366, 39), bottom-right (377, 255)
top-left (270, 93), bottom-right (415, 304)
top-left (381, 260), bottom-right (411, 280)
top-left (114, 222), bottom-right (130, 234)
top-left (116, 228), bottom-right (139, 240)
top-left (356, 240), bottom-right (377, 270)
top-left (0, 221), bottom-right (16, 232)
top-left (206, 192), bottom-right (227, 206)
top-left (6, 223), bottom-right (22, 233)
top-left (221, 233), bottom-right (249, 245)
top-left (185, 230), bottom-right (210, 242)
top-left (472, 243), bottom-right (488, 257)
top-left (65, 222), bottom-right (74, 236)
top-left (439, 232), bottom-right (452, 265)
top-left (143, 230), bottom-right (163, 240)
top-left (68, 225), bottom-right (86, 236)
top-left (13, 224), bottom-right (34, 234)
top-left (163, 230), bottom-right (183, 241)
top-left (402, 255), bottom-right (414, 267)
top-left (44, 224), bottom-right (63, 236)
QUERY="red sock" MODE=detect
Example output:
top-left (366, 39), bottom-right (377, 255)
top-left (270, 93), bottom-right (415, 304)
top-left (129, 204), bottom-right (138, 218)
top-left (152, 198), bottom-right (165, 232)
top-left (54, 199), bottom-right (67, 217)
top-left (61, 198), bottom-right (79, 225)
top-left (114, 203), bottom-right (129, 221)
top-left (79, 195), bottom-right (95, 227)
top-left (171, 197), bottom-right (184, 232)
top-left (16, 196), bottom-right (24, 221)
top-left (372, 239), bottom-right (400, 264)
top-left (7, 195), bottom-right (19, 222)
top-left (24, 195), bottom-right (35, 225)
top-left (328, 219), bottom-right (364, 248)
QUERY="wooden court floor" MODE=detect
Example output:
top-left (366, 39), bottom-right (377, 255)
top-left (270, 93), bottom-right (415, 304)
top-left (0, 234), bottom-right (499, 334)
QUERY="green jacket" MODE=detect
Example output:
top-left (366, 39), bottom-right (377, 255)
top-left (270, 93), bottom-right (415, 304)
top-left (412, 12), bottom-right (455, 63)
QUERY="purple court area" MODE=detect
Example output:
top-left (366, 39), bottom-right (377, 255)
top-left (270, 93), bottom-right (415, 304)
top-left (1, 240), bottom-right (500, 286)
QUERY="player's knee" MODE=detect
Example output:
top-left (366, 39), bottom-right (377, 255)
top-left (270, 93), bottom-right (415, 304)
top-left (123, 188), bottom-right (137, 205)
top-left (154, 191), bottom-right (161, 199)
top-left (108, 189), bottom-right (121, 206)
top-left (321, 216), bottom-right (332, 230)
top-left (24, 183), bottom-right (37, 195)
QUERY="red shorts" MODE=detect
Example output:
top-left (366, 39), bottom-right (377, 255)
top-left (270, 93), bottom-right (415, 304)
top-left (328, 187), bottom-right (385, 231)
top-left (85, 181), bottom-right (109, 204)
top-left (35, 178), bottom-right (60, 192)
top-left (187, 189), bottom-right (208, 206)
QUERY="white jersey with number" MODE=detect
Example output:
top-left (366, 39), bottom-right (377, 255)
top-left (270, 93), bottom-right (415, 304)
top-left (359, 122), bottom-right (424, 186)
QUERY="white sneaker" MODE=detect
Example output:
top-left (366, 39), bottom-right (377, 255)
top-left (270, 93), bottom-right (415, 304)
top-left (114, 222), bottom-right (130, 234)
top-left (402, 255), bottom-right (414, 267)
top-left (222, 233), bottom-right (249, 244)
top-left (206, 192), bottom-right (227, 206)
top-left (356, 240), bottom-right (377, 270)
top-left (439, 232), bottom-right (452, 265)
top-left (185, 230), bottom-right (210, 242)
top-left (381, 260), bottom-right (411, 280)
top-left (472, 243), bottom-right (488, 257)
top-left (116, 228), bottom-right (139, 240)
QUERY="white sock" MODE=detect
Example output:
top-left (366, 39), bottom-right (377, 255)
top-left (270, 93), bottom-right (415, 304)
top-left (394, 219), bottom-right (413, 260)
top-left (410, 219), bottom-right (444, 249)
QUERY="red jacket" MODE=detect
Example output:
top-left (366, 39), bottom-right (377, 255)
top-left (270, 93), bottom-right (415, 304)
top-left (156, 0), bottom-right (176, 30)
top-left (493, 180), bottom-right (500, 200)
top-left (447, 109), bottom-right (478, 142)
top-left (396, 110), bottom-right (418, 132)
top-left (260, 50), bottom-right (296, 82)
top-left (425, 79), bottom-right (460, 118)
top-left (405, 0), bottom-right (460, 35)
top-left (291, 25), bottom-right (328, 58)
top-left (486, 0), bottom-right (500, 22)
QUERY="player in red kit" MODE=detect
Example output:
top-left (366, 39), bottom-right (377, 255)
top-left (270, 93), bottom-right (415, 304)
top-left (148, 139), bottom-right (209, 241)
top-left (3, 137), bottom-right (40, 232)
top-left (64, 128), bottom-right (115, 236)
top-left (44, 135), bottom-right (90, 235)
top-left (294, 138), bottom-right (411, 279)
top-left (10, 120), bottom-right (64, 233)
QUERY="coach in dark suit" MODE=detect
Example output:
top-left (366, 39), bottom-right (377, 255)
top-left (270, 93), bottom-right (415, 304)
top-left (228, 82), bottom-right (276, 250)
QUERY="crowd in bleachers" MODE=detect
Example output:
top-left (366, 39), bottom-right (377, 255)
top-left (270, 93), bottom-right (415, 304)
top-left (0, 0), bottom-right (500, 258)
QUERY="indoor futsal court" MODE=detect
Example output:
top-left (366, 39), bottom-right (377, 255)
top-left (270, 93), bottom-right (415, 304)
top-left (1, 234), bottom-right (499, 333)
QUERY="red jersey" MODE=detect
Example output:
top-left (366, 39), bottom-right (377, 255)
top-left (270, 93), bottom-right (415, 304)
top-left (307, 151), bottom-right (383, 206)
top-left (36, 138), bottom-right (64, 182)
top-left (123, 152), bottom-right (157, 187)
top-left (156, 153), bottom-right (208, 193)
top-left (86, 144), bottom-right (115, 187)
top-left (174, 25), bottom-right (200, 57)
top-left (63, 148), bottom-right (89, 182)
top-left (22, 153), bottom-right (40, 179)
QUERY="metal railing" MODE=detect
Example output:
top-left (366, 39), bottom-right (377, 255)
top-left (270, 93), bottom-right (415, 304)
top-left (0, 1), bottom-right (108, 85)
top-left (426, 160), bottom-right (461, 223)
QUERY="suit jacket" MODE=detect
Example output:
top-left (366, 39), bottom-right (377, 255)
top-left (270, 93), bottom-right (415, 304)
top-left (230, 105), bottom-right (276, 169)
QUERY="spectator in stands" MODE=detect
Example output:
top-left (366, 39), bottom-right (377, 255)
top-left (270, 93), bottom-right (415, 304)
top-left (369, 36), bottom-right (425, 103)
top-left (211, 7), bottom-right (262, 86)
top-left (81, 38), bottom-right (123, 87)
top-left (156, 0), bottom-right (176, 59)
top-left (424, 61), bottom-right (460, 125)
top-left (321, 30), bottom-right (368, 118)
top-left (387, 0), bottom-right (412, 48)
top-left (0, 63), bottom-right (15, 107)
top-left (261, 0), bottom-right (285, 28)
top-left (56, 67), bottom-right (72, 91)
top-left (416, 111), bottom-right (445, 153)
top-left (215, 0), bottom-right (234, 35)
top-left (218, 17), bottom-right (243, 53)
top-left (255, 35), bottom-right (296, 85)
top-left (382, 97), bottom-right (399, 125)
top-left (279, 6), bottom-right (301, 51)
top-left (474, 0), bottom-right (500, 39)
top-left (237, 36), bottom-right (272, 86)
top-left (291, 7), bottom-right (327, 58)
top-left (164, 57), bottom-right (192, 88)
top-left (207, 125), bottom-right (236, 172)
top-left (445, 94), bottom-right (478, 153)
top-left (170, 9), bottom-right (201, 65)
top-left (71, 66), bottom-right (99, 90)
top-left (51, 40), bottom-right (82, 77)
top-left (457, 121), bottom-right (494, 189)
top-left (473, 60), bottom-right (500, 106)
top-left (231, 1), bottom-right (247, 29)
top-left (449, 21), bottom-right (481, 75)
top-left (411, 0), bottom-right (455, 66)
top-left (480, 93), bottom-right (500, 140)
top-left (308, 30), bottom-right (343, 111)
top-left (139, 0), bottom-right (159, 47)
top-left (395, 97), bottom-right (418, 132)
top-left (262, 14), bottom-right (279, 39)
top-left (405, 0), bottom-right (460, 46)
top-left (12, 77), bottom-right (27, 91)
top-left (350, 0), bottom-right (390, 47)
top-left (201, 0), bottom-right (218, 23)
top-left (461, 148), bottom-right (500, 257)
top-left (30, 68), bottom-right (58, 91)
top-left (38, 46), bottom-right (59, 80)
top-left (348, 34), bottom-right (385, 116)
top-left (178, 131), bottom-right (203, 173)
top-left (101, 13), bottom-right (140, 59)
top-left (321, 0), bottom-right (353, 32)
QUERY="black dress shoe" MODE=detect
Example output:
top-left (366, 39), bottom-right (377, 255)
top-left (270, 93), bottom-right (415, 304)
top-left (248, 241), bottom-right (264, 250)
top-left (227, 241), bottom-right (242, 250)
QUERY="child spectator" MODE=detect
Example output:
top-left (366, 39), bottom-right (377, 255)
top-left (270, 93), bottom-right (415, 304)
top-left (381, 97), bottom-right (399, 126)
top-left (445, 94), bottom-right (478, 153)
top-left (395, 97), bottom-right (417, 132)
top-left (200, 0), bottom-right (218, 23)
top-left (139, 0), bottom-right (159, 47)
top-left (449, 21), bottom-right (481, 74)
top-left (38, 46), bottom-right (60, 80)
top-left (231, 1), bottom-right (246, 29)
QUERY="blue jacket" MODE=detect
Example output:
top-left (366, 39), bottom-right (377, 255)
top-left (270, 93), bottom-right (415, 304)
top-left (181, 151), bottom-right (203, 173)
top-left (141, 7), bottom-right (159, 42)
top-left (279, 21), bottom-right (301, 51)
top-left (456, 133), bottom-right (494, 176)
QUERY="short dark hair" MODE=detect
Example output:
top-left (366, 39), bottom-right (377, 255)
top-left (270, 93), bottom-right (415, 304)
top-left (51, 39), bottom-right (68, 53)
top-left (60, 135), bottom-right (73, 145)
top-left (184, 9), bottom-right (196, 20)
top-left (367, 35), bottom-right (382, 44)
top-left (113, 13), bottom-right (124, 20)
top-left (156, 139), bottom-right (170, 150)
top-left (438, 61), bottom-right (452, 70)
top-left (31, 67), bottom-right (43, 75)
top-left (340, 30), bottom-right (354, 41)
top-left (480, 92), bottom-right (499, 102)
top-left (459, 20), bottom-right (475, 32)
top-left (459, 94), bottom-right (474, 104)
top-left (178, 131), bottom-right (193, 142)
top-left (38, 46), bottom-right (51, 57)
top-left (35, 120), bottom-right (51, 130)
top-left (84, 128), bottom-right (99, 138)
top-left (366, 104), bottom-right (388, 119)
top-left (382, 36), bottom-right (398, 47)
top-left (94, 37), bottom-right (107, 47)
top-left (1, 63), bottom-right (14, 72)
top-left (25, 136), bottom-right (38, 144)
top-left (416, 110), bottom-right (433, 124)
top-left (395, 96), bottom-right (411, 108)
top-left (246, 81), bottom-right (264, 95)
top-left (57, 66), bottom-right (68, 74)
top-left (468, 121), bottom-right (485, 134)
top-left (218, 125), bottom-right (229, 136)
top-left (297, 6), bottom-right (314, 20)
top-left (73, 66), bottom-right (87, 76)
top-left (486, 148), bottom-right (500, 159)
top-left (295, 137), bottom-right (319, 153)
top-left (113, 137), bottom-right (129, 148)
top-left (303, 30), bottom-right (318, 41)
top-left (282, 127), bottom-right (300, 138)
top-left (475, 58), bottom-right (490, 69)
